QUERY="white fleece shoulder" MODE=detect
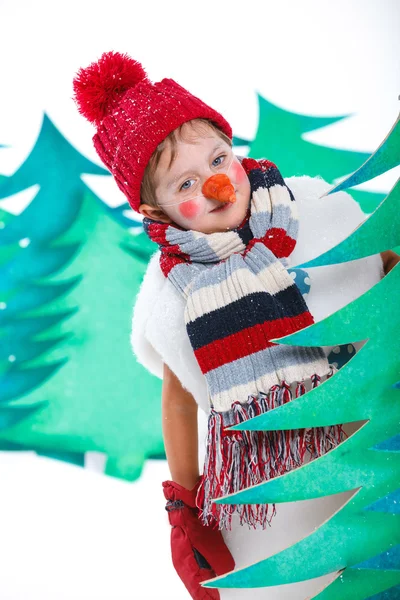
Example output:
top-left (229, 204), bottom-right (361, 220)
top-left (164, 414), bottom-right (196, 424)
top-left (130, 249), bottom-right (209, 411)
top-left (130, 251), bottom-right (166, 379)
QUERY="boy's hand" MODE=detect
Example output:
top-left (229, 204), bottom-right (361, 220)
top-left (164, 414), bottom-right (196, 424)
top-left (163, 478), bottom-right (235, 599)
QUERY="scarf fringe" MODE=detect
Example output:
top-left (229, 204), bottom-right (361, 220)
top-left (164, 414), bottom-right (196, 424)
top-left (196, 369), bottom-right (346, 531)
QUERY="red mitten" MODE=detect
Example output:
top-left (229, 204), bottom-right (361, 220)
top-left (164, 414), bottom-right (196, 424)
top-left (163, 478), bottom-right (235, 599)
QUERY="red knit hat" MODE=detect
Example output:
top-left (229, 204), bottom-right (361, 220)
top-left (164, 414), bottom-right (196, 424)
top-left (72, 51), bottom-right (232, 212)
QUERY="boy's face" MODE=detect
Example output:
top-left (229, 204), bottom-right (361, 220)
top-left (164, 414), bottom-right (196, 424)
top-left (151, 125), bottom-right (251, 233)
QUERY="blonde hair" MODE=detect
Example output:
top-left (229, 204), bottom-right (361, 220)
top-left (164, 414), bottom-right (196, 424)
top-left (140, 118), bottom-right (232, 208)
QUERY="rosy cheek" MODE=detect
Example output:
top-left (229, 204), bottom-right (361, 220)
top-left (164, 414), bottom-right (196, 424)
top-left (178, 199), bottom-right (201, 220)
top-left (231, 161), bottom-right (246, 183)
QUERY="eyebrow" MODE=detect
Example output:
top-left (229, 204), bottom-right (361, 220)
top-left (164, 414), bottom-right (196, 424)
top-left (166, 143), bottom-right (225, 190)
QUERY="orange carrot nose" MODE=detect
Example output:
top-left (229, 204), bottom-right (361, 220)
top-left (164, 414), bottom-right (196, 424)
top-left (202, 174), bottom-right (236, 204)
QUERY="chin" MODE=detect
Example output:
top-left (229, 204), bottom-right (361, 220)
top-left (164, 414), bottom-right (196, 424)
top-left (210, 219), bottom-right (243, 234)
top-left (223, 209), bottom-right (248, 230)
top-left (201, 201), bottom-right (249, 234)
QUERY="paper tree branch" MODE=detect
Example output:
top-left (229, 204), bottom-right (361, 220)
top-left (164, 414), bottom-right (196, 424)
top-left (203, 508), bottom-right (400, 589)
top-left (295, 109), bottom-right (400, 269)
top-left (202, 265), bottom-right (400, 591)
top-left (296, 177), bottom-right (399, 269)
top-left (228, 264), bottom-right (400, 432)
top-left (0, 403), bottom-right (44, 430)
top-left (313, 568), bottom-right (400, 600)
top-left (326, 112), bottom-right (400, 195)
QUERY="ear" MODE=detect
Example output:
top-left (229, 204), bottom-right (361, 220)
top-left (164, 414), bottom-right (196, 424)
top-left (138, 203), bottom-right (173, 224)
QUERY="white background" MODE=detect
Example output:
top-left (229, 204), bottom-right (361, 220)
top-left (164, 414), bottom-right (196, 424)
top-left (0, 1), bottom-right (399, 598)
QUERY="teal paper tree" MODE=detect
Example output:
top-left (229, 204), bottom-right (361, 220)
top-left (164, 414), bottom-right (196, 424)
top-left (0, 115), bottom-right (162, 479)
top-left (327, 113), bottom-right (400, 196)
top-left (0, 142), bottom-right (7, 185)
top-left (0, 402), bottom-right (41, 438)
top-left (203, 116), bottom-right (400, 598)
top-left (0, 131), bottom-right (59, 442)
top-left (233, 95), bottom-right (385, 214)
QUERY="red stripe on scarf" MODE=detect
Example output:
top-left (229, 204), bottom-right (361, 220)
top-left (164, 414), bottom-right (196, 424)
top-left (241, 157), bottom-right (277, 172)
top-left (194, 312), bottom-right (315, 374)
top-left (160, 253), bottom-right (186, 277)
top-left (147, 221), bottom-right (192, 277)
top-left (245, 228), bottom-right (296, 259)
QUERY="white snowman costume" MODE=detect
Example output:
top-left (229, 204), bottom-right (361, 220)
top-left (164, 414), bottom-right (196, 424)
top-left (131, 175), bottom-right (383, 599)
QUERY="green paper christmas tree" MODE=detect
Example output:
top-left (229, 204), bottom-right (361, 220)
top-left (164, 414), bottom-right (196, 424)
top-left (0, 97), bottom-right (393, 488)
top-left (0, 153), bottom-right (41, 438)
top-left (0, 115), bottom-right (162, 479)
top-left (233, 95), bottom-right (385, 214)
top-left (203, 114), bottom-right (400, 598)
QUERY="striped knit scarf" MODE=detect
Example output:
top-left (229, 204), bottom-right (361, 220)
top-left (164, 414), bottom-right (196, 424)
top-left (144, 157), bottom-right (345, 530)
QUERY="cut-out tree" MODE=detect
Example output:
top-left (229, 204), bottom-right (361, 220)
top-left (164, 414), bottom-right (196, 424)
top-left (202, 115), bottom-right (400, 598)
top-left (0, 114), bottom-right (162, 479)
top-left (233, 95), bottom-right (385, 214)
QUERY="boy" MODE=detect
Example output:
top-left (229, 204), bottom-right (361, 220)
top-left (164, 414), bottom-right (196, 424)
top-left (73, 50), bottom-right (398, 600)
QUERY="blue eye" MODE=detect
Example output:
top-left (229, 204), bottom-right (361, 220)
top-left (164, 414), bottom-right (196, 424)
top-left (180, 179), bottom-right (195, 191)
top-left (212, 155), bottom-right (225, 167)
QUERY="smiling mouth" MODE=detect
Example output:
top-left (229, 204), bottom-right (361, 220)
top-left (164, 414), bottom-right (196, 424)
top-left (211, 202), bottom-right (232, 213)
